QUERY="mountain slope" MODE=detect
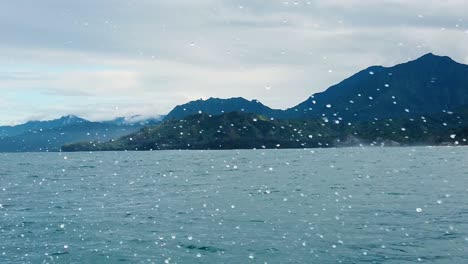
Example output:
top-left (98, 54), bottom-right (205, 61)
top-left (0, 116), bottom-right (145, 152)
top-left (0, 115), bottom-right (88, 137)
top-left (164, 97), bottom-right (284, 120)
top-left (287, 53), bottom-right (468, 120)
top-left (62, 108), bottom-right (467, 152)
top-left (63, 112), bottom-right (339, 151)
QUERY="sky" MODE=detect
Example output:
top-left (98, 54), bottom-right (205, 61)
top-left (1, 0), bottom-right (468, 125)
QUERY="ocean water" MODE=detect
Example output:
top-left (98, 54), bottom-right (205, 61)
top-left (0, 147), bottom-right (467, 264)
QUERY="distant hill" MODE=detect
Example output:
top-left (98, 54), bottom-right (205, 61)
top-left (164, 53), bottom-right (468, 122)
top-left (164, 97), bottom-right (283, 121)
top-left (64, 112), bottom-right (339, 151)
top-left (0, 115), bottom-right (160, 152)
top-left (0, 115), bottom-right (88, 137)
top-left (62, 108), bottom-right (467, 152)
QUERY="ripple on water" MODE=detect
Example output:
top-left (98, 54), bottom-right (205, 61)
top-left (0, 148), bottom-right (467, 263)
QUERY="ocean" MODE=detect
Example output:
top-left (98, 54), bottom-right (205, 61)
top-left (1, 147), bottom-right (467, 263)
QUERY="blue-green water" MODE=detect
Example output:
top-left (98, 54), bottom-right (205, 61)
top-left (0, 147), bottom-right (467, 263)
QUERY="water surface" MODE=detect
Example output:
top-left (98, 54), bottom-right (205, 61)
top-left (0, 147), bottom-right (467, 263)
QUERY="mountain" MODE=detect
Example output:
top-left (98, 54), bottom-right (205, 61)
top-left (62, 108), bottom-right (467, 152)
top-left (0, 116), bottom-right (145, 152)
top-left (63, 112), bottom-right (339, 151)
top-left (164, 97), bottom-right (283, 120)
top-left (287, 53), bottom-right (468, 120)
top-left (163, 54), bottom-right (468, 122)
top-left (0, 115), bottom-right (88, 137)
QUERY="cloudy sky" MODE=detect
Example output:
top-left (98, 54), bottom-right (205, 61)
top-left (1, 0), bottom-right (468, 125)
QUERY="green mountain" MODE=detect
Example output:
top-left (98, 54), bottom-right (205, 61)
top-left (164, 97), bottom-right (283, 120)
top-left (62, 108), bottom-right (467, 152)
top-left (289, 53), bottom-right (468, 120)
top-left (164, 53), bottom-right (468, 122)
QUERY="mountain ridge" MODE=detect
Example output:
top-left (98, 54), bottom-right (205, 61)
top-left (164, 53), bottom-right (468, 122)
top-left (0, 115), bottom-right (163, 152)
top-left (164, 97), bottom-right (283, 121)
top-left (62, 108), bottom-right (468, 152)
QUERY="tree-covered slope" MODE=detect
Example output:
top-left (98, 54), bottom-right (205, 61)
top-left (62, 108), bottom-right (467, 152)
top-left (288, 53), bottom-right (468, 120)
top-left (164, 97), bottom-right (283, 121)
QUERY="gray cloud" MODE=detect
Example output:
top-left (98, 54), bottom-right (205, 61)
top-left (0, 0), bottom-right (467, 125)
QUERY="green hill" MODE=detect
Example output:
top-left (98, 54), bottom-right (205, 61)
top-left (62, 110), bottom-right (467, 152)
